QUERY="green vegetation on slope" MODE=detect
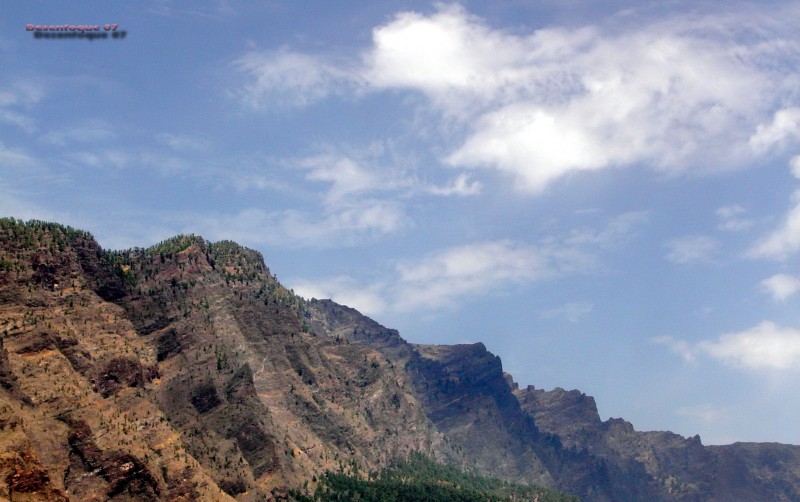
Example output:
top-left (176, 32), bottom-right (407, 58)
top-left (292, 452), bottom-right (580, 501)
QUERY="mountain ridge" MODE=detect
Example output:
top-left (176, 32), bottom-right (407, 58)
top-left (2, 217), bottom-right (800, 501)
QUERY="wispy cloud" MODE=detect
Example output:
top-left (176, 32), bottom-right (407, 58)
top-left (299, 154), bottom-right (391, 204)
top-left (230, 48), bottom-right (357, 110)
top-left (566, 211), bottom-right (649, 249)
top-left (652, 336), bottom-right (697, 363)
top-left (539, 302), bottom-right (594, 323)
top-left (41, 120), bottom-right (116, 147)
top-left (716, 204), bottom-right (753, 232)
top-left (197, 200), bottom-right (409, 249)
top-left (0, 79), bottom-right (45, 133)
top-left (291, 276), bottom-right (388, 316)
top-left (0, 185), bottom-right (57, 221)
top-left (424, 173), bottom-right (482, 197)
top-left (665, 235), bottom-right (719, 264)
top-left (293, 239), bottom-right (592, 315)
top-left (289, 212), bottom-right (644, 315)
top-left (0, 142), bottom-right (38, 168)
top-left (675, 403), bottom-right (730, 424)
top-left (391, 240), bottom-right (591, 312)
top-left (156, 133), bottom-right (210, 152)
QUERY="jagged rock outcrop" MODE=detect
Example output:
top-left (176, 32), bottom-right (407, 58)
top-left (2, 218), bottom-right (800, 501)
top-left (0, 220), bottom-right (452, 500)
top-left (514, 382), bottom-right (800, 500)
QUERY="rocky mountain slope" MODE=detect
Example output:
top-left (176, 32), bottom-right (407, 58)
top-left (1, 218), bottom-right (799, 501)
top-left (514, 383), bottom-right (800, 500)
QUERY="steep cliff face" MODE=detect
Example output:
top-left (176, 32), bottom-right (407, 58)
top-left (0, 220), bottom-right (451, 500)
top-left (3, 218), bottom-right (800, 502)
top-left (514, 383), bottom-right (800, 501)
top-left (307, 300), bottom-right (615, 500)
top-left (0, 221), bottom-right (231, 501)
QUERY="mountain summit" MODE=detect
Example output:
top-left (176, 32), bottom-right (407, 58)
top-left (1, 218), bottom-right (799, 501)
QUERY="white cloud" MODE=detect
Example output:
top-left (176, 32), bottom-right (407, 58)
top-left (716, 204), bottom-right (752, 232)
top-left (300, 154), bottom-right (385, 204)
top-left (749, 108), bottom-right (800, 152)
top-left (40, 122), bottom-right (116, 146)
top-left (0, 142), bottom-right (38, 167)
top-left (698, 321), bottom-right (800, 370)
top-left (364, 4), bottom-right (537, 104)
top-left (0, 109), bottom-right (36, 133)
top-left (659, 322), bottom-right (800, 371)
top-left (392, 240), bottom-right (590, 311)
top-left (291, 276), bottom-right (387, 316)
top-left (760, 274), bottom-right (800, 302)
top-left (368, 5), bottom-right (794, 192)
top-left (290, 211), bottom-right (642, 314)
top-left (232, 5), bottom-right (796, 193)
top-left (665, 235), bottom-right (719, 264)
top-left (156, 133), bottom-right (209, 152)
top-left (749, 189), bottom-right (800, 260)
top-left (791, 155), bottom-right (800, 180)
top-left (199, 200), bottom-right (408, 249)
top-left (652, 335), bottom-right (696, 363)
top-left (0, 80), bottom-right (45, 133)
top-left (293, 237), bottom-right (595, 315)
top-left (566, 211), bottom-right (649, 249)
top-left (64, 148), bottom-right (195, 176)
top-left (0, 80), bottom-right (44, 107)
top-left (749, 156), bottom-right (800, 260)
top-left (231, 48), bottom-right (355, 110)
top-left (424, 173), bottom-right (482, 196)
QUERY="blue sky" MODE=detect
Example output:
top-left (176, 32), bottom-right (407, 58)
top-left (2, 1), bottom-right (800, 445)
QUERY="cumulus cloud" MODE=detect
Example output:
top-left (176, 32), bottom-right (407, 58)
top-left (749, 108), bottom-right (800, 152)
top-left (233, 4), bottom-right (797, 193)
top-left (659, 322), bottom-right (800, 371)
top-left (363, 4), bottom-right (540, 104)
top-left (665, 235), bottom-right (719, 264)
top-left (760, 274), bottom-right (800, 301)
top-left (747, 156), bottom-right (800, 260)
top-left (699, 321), bottom-right (800, 370)
top-left (749, 191), bottom-right (800, 260)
